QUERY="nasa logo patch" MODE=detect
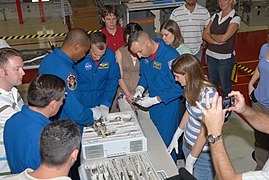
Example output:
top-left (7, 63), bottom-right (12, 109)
top-left (85, 62), bottom-right (92, 70)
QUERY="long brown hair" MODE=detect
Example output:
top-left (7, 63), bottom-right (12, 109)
top-left (160, 20), bottom-right (184, 48)
top-left (171, 54), bottom-right (214, 106)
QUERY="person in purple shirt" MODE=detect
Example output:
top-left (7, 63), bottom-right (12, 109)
top-left (248, 30), bottom-right (269, 170)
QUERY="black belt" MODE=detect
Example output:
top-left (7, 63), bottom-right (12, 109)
top-left (184, 137), bottom-right (210, 154)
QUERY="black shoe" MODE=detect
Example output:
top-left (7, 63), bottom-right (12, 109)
top-left (224, 111), bottom-right (232, 123)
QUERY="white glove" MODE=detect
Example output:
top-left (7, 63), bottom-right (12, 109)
top-left (100, 105), bottom-right (109, 119)
top-left (185, 153), bottom-right (197, 175)
top-left (91, 106), bottom-right (102, 120)
top-left (134, 86), bottom-right (144, 98)
top-left (166, 127), bottom-right (184, 154)
top-left (136, 96), bottom-right (160, 108)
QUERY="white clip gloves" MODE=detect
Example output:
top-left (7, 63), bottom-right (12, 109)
top-left (100, 105), bottom-right (109, 119)
top-left (185, 153), bottom-right (197, 175)
top-left (134, 86), bottom-right (144, 98)
top-left (136, 96), bottom-right (160, 108)
top-left (90, 106), bottom-right (102, 121)
top-left (166, 127), bottom-right (184, 154)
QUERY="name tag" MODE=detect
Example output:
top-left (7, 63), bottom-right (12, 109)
top-left (98, 62), bottom-right (109, 69)
top-left (153, 61), bottom-right (161, 70)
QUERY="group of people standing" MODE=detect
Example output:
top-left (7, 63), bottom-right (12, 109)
top-left (99, 0), bottom-right (241, 179)
top-left (5, 0), bottom-right (269, 179)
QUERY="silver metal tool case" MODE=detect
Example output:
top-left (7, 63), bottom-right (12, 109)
top-left (79, 152), bottom-right (162, 180)
top-left (81, 111), bottom-right (147, 160)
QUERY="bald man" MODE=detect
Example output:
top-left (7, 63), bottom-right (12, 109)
top-left (128, 31), bottom-right (183, 161)
top-left (39, 28), bottom-right (101, 131)
top-left (39, 28), bottom-right (102, 180)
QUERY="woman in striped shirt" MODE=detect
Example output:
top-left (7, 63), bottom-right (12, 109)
top-left (168, 54), bottom-right (217, 180)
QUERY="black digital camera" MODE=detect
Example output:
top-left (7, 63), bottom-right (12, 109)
top-left (222, 96), bottom-right (235, 109)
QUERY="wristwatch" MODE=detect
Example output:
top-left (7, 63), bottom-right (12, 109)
top-left (207, 134), bottom-right (222, 144)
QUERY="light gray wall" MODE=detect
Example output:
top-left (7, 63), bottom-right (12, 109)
top-left (0, 1), bottom-right (61, 21)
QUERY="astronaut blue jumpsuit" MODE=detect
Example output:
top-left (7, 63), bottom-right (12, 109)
top-left (138, 39), bottom-right (183, 161)
top-left (38, 48), bottom-right (94, 132)
top-left (75, 48), bottom-right (120, 109)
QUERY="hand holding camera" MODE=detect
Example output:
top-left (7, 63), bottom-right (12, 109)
top-left (222, 96), bottom-right (235, 121)
top-left (222, 96), bottom-right (235, 109)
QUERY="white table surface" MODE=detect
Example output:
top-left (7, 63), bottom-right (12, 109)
top-left (136, 110), bottom-right (178, 177)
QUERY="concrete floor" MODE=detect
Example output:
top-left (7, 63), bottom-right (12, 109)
top-left (223, 112), bottom-right (256, 173)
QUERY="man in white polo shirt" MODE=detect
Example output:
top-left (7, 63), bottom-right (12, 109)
top-left (0, 48), bottom-right (25, 178)
top-left (170, 0), bottom-right (210, 60)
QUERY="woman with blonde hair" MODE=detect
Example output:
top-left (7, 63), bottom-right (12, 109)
top-left (203, 0), bottom-right (240, 98)
top-left (160, 19), bottom-right (192, 55)
top-left (167, 54), bottom-right (216, 180)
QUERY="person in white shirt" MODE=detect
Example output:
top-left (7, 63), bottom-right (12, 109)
top-left (170, 0), bottom-right (210, 60)
top-left (0, 48), bottom-right (24, 178)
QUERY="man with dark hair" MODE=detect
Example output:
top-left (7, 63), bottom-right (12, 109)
top-left (0, 48), bottom-right (25, 177)
top-left (39, 28), bottom-right (101, 131)
top-left (101, 5), bottom-right (124, 52)
top-left (4, 74), bottom-right (66, 174)
top-left (4, 119), bottom-right (80, 180)
top-left (76, 31), bottom-right (120, 118)
top-left (128, 30), bottom-right (183, 161)
top-left (170, 0), bottom-right (210, 61)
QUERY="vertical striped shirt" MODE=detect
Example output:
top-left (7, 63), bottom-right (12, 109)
top-left (170, 3), bottom-right (210, 55)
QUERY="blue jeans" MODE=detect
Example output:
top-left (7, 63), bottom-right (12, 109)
top-left (182, 139), bottom-right (215, 180)
top-left (207, 55), bottom-right (235, 97)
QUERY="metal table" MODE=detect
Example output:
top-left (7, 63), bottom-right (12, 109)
top-left (137, 110), bottom-right (179, 177)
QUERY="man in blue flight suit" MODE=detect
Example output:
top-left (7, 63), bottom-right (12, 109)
top-left (38, 28), bottom-right (101, 180)
top-left (39, 28), bottom-right (101, 129)
top-left (76, 32), bottom-right (120, 119)
top-left (128, 31), bottom-right (183, 161)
